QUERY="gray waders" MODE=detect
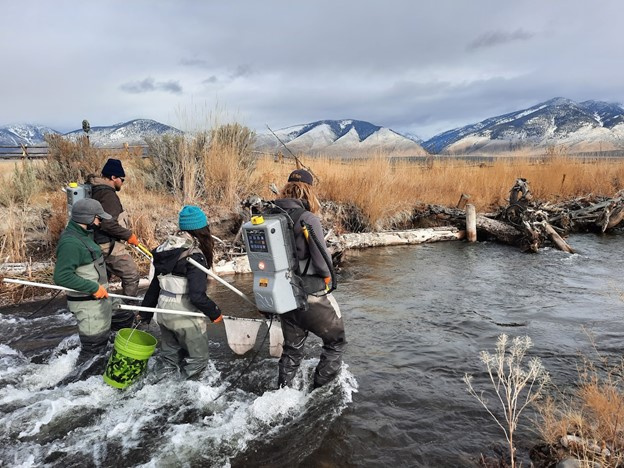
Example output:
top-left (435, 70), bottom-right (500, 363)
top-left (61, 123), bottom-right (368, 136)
top-left (64, 249), bottom-right (113, 362)
top-left (278, 292), bottom-right (346, 389)
top-left (100, 211), bottom-right (140, 330)
top-left (156, 273), bottom-right (210, 379)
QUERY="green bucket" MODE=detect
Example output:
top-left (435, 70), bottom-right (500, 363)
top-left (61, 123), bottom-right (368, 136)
top-left (103, 328), bottom-right (158, 389)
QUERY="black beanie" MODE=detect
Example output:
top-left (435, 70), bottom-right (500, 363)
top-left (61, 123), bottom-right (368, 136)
top-left (287, 169), bottom-right (313, 185)
top-left (101, 158), bottom-right (125, 178)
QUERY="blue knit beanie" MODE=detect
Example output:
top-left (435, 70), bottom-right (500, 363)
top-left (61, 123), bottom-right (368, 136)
top-left (101, 158), bottom-right (125, 178)
top-left (179, 205), bottom-right (208, 231)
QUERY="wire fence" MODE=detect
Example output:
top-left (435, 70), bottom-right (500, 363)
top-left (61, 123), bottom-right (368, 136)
top-left (0, 144), bottom-right (149, 160)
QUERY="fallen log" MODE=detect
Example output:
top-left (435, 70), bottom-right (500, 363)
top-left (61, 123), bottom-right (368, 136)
top-left (331, 226), bottom-right (464, 250)
top-left (211, 227), bottom-right (465, 275)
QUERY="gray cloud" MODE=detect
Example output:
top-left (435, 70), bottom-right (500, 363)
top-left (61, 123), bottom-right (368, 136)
top-left (230, 65), bottom-right (252, 79)
top-left (180, 58), bottom-right (211, 69)
top-left (1, 1), bottom-right (623, 137)
top-left (467, 29), bottom-right (534, 51)
top-left (120, 78), bottom-right (183, 95)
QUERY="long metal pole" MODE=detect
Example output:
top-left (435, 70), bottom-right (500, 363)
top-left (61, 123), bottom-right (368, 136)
top-left (186, 257), bottom-right (256, 306)
top-left (117, 303), bottom-right (266, 322)
top-left (2, 278), bottom-right (141, 301)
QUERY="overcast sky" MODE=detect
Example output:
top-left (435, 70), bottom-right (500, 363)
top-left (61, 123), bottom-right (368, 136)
top-left (2, 0), bottom-right (622, 139)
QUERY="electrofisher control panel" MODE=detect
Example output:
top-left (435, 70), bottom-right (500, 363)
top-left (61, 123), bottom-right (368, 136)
top-left (242, 215), bottom-right (306, 314)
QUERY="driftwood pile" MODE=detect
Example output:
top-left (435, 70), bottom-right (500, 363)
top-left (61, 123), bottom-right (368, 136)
top-left (209, 180), bottom-right (624, 272)
top-left (418, 178), bottom-right (624, 253)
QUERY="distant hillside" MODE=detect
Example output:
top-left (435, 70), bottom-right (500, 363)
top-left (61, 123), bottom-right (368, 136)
top-left (0, 124), bottom-right (60, 146)
top-left (65, 119), bottom-right (182, 146)
top-left (0, 119), bottom-right (182, 148)
top-left (255, 119), bottom-right (428, 156)
top-left (424, 98), bottom-right (624, 154)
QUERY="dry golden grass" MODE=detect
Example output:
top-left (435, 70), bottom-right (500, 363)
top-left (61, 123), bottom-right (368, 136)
top-left (2, 148), bottom-right (624, 262)
top-left (253, 154), bottom-right (624, 228)
top-left (0, 204), bottom-right (26, 262)
top-left (537, 356), bottom-right (624, 467)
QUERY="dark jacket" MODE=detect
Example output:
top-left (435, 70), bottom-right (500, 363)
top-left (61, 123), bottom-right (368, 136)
top-left (272, 198), bottom-right (331, 278)
top-left (141, 247), bottom-right (221, 321)
top-left (89, 178), bottom-right (132, 245)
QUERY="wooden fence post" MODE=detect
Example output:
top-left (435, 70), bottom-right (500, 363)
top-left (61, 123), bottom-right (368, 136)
top-left (457, 193), bottom-right (470, 209)
top-left (466, 204), bottom-right (477, 242)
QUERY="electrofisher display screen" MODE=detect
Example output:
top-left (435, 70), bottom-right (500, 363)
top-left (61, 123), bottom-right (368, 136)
top-left (246, 229), bottom-right (269, 253)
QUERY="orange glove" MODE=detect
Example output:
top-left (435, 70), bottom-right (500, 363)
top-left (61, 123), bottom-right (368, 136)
top-left (324, 276), bottom-right (331, 285)
top-left (127, 234), bottom-right (139, 246)
top-left (93, 285), bottom-right (109, 299)
top-left (212, 314), bottom-right (223, 323)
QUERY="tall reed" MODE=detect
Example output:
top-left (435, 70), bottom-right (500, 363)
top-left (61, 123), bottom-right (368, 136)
top-left (254, 154), bottom-right (624, 228)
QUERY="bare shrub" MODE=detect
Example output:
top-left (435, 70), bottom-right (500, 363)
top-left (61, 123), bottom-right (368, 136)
top-left (0, 160), bottom-right (39, 207)
top-left (537, 353), bottom-right (624, 467)
top-left (39, 134), bottom-right (109, 188)
top-left (0, 203), bottom-right (27, 262)
top-left (205, 123), bottom-right (257, 210)
top-left (142, 123), bottom-right (257, 210)
top-left (464, 334), bottom-right (550, 468)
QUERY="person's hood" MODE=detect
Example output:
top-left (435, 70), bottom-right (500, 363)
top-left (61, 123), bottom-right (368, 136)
top-left (152, 234), bottom-right (194, 275)
top-left (87, 176), bottom-right (111, 187)
top-left (273, 198), bottom-right (309, 211)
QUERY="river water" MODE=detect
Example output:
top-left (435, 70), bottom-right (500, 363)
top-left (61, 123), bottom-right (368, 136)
top-left (1, 234), bottom-right (623, 467)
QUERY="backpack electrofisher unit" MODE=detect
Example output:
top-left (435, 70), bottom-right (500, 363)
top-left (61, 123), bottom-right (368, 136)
top-left (242, 214), bottom-right (307, 314)
top-left (66, 182), bottom-right (92, 217)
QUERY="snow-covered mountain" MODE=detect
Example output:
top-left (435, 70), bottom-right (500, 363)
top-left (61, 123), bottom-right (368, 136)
top-left (65, 119), bottom-right (182, 146)
top-left (256, 119), bottom-right (428, 156)
top-left (0, 124), bottom-right (60, 146)
top-left (424, 98), bottom-right (624, 154)
top-left (0, 119), bottom-right (182, 147)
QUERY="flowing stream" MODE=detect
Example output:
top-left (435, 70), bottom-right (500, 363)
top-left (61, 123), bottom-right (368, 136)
top-left (1, 233), bottom-right (623, 467)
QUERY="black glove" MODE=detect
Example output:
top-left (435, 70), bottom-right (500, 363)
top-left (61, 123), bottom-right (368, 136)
top-left (202, 301), bottom-right (222, 322)
top-left (137, 312), bottom-right (153, 324)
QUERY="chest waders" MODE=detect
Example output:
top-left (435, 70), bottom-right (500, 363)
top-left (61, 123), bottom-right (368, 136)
top-left (61, 229), bottom-right (113, 355)
top-left (156, 246), bottom-right (211, 379)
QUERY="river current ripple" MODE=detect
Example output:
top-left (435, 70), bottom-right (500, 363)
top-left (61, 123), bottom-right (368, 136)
top-left (1, 233), bottom-right (623, 467)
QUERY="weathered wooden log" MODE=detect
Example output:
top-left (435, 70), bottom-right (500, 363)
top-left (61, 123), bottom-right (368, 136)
top-left (544, 223), bottom-right (574, 253)
top-left (466, 204), bottom-right (477, 242)
top-left (332, 227), bottom-right (464, 250)
top-left (457, 193), bottom-right (470, 209)
top-left (605, 205), bottom-right (624, 230)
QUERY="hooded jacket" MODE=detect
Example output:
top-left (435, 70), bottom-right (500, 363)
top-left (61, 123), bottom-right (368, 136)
top-left (141, 235), bottom-right (221, 320)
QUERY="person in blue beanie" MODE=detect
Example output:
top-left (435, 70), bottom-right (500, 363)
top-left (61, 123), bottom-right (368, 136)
top-left (139, 205), bottom-right (223, 379)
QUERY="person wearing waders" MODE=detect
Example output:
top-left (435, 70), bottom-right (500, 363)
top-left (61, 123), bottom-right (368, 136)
top-left (53, 199), bottom-right (115, 363)
top-left (273, 169), bottom-right (346, 389)
top-left (88, 158), bottom-right (140, 331)
top-left (138, 206), bottom-right (223, 379)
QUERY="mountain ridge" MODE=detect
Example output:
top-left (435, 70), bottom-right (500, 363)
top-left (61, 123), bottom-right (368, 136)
top-left (3, 97), bottom-right (624, 155)
top-left (423, 97), bottom-right (624, 154)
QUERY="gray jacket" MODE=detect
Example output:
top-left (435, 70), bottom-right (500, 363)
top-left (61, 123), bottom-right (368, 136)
top-left (272, 198), bottom-right (331, 278)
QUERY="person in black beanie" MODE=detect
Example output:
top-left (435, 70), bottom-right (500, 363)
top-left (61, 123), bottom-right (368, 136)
top-left (87, 158), bottom-right (141, 330)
